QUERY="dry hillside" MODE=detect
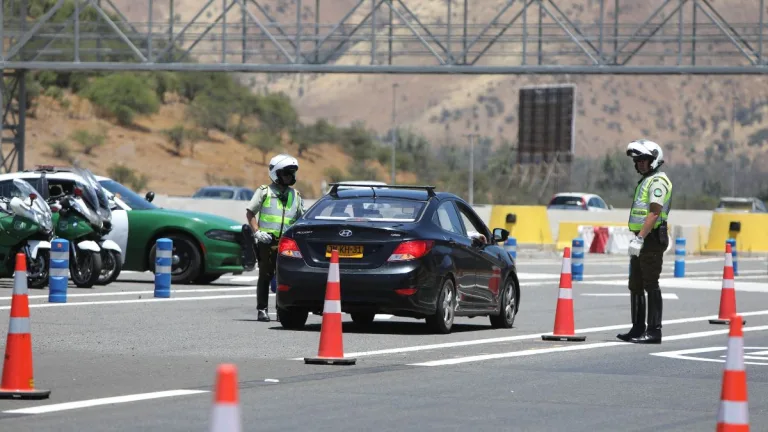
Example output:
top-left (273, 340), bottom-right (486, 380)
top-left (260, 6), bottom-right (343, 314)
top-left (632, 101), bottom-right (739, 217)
top-left (110, 0), bottom-right (768, 163)
top-left (25, 91), bottom-right (416, 197)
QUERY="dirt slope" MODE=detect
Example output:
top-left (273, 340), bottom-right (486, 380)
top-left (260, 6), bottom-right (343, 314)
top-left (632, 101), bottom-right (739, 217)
top-left (24, 92), bottom-right (416, 197)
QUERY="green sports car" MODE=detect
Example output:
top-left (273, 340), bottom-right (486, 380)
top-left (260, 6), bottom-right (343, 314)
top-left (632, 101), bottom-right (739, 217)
top-left (0, 166), bottom-right (250, 284)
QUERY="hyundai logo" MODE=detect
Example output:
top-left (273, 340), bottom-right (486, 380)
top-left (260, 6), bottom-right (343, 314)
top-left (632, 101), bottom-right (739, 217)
top-left (339, 229), bottom-right (353, 237)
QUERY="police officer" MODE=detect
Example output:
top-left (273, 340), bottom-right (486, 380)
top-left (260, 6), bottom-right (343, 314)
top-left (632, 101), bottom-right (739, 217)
top-left (246, 154), bottom-right (305, 322)
top-left (617, 139), bottom-right (672, 344)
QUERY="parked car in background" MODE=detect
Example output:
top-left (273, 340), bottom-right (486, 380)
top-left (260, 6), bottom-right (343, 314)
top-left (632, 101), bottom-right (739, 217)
top-left (714, 197), bottom-right (767, 213)
top-left (192, 186), bottom-right (254, 201)
top-left (547, 192), bottom-right (612, 211)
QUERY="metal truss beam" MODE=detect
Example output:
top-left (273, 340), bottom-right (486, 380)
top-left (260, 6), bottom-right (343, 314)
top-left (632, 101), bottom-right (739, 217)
top-left (1, 0), bottom-right (767, 74)
top-left (0, 71), bottom-right (26, 173)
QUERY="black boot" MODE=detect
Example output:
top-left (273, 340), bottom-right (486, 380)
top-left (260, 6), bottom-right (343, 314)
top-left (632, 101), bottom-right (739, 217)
top-left (631, 290), bottom-right (662, 344)
top-left (617, 293), bottom-right (646, 341)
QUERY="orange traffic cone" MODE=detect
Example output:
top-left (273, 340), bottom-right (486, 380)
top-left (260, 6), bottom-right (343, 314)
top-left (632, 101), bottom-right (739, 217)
top-left (542, 247), bottom-right (586, 342)
top-left (0, 253), bottom-right (50, 399)
top-left (716, 314), bottom-right (750, 431)
top-left (304, 249), bottom-right (356, 365)
top-left (209, 363), bottom-right (241, 432)
top-left (710, 244), bottom-right (746, 325)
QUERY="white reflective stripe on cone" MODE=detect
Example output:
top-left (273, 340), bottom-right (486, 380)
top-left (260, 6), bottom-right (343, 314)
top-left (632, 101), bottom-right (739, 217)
top-left (8, 317), bottom-right (30, 334)
top-left (327, 263), bottom-right (340, 283)
top-left (323, 300), bottom-right (342, 314)
top-left (717, 400), bottom-right (749, 425)
top-left (725, 337), bottom-right (745, 371)
top-left (558, 288), bottom-right (573, 300)
top-left (725, 253), bottom-right (733, 267)
top-left (722, 278), bottom-right (735, 289)
top-left (561, 258), bottom-right (571, 274)
top-left (13, 272), bottom-right (28, 295)
top-left (50, 251), bottom-right (68, 260)
top-left (210, 405), bottom-right (242, 432)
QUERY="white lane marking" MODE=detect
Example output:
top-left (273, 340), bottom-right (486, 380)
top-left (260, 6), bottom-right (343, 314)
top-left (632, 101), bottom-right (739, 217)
top-left (582, 293), bottom-right (679, 300)
top-left (288, 308), bottom-right (768, 360)
top-left (652, 346), bottom-right (768, 365)
top-left (374, 314), bottom-right (393, 320)
top-left (0, 294), bottom-right (259, 310)
top-left (410, 325), bottom-right (768, 366)
top-left (686, 274), bottom-right (768, 281)
top-left (517, 270), bottom-right (764, 282)
top-left (2, 389), bottom-right (209, 415)
top-left (226, 276), bottom-right (260, 282)
top-left (588, 278), bottom-right (768, 293)
top-left (0, 286), bottom-right (257, 301)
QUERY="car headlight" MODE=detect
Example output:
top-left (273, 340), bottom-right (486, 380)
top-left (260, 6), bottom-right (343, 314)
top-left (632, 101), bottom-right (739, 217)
top-left (205, 229), bottom-right (238, 243)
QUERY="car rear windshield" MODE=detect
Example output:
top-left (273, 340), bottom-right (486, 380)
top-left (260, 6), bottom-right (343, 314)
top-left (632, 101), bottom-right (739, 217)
top-left (549, 196), bottom-right (584, 207)
top-left (305, 197), bottom-right (426, 222)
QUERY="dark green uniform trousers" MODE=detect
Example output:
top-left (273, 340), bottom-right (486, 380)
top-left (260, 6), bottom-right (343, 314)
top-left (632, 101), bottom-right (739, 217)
top-left (617, 229), bottom-right (667, 343)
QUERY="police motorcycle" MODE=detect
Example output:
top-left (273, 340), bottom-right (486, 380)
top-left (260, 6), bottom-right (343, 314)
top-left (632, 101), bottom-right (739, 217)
top-left (73, 167), bottom-right (123, 285)
top-left (49, 173), bottom-right (104, 288)
top-left (0, 178), bottom-right (54, 289)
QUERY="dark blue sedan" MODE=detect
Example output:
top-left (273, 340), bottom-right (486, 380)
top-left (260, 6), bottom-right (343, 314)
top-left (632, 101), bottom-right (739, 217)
top-left (275, 183), bottom-right (520, 334)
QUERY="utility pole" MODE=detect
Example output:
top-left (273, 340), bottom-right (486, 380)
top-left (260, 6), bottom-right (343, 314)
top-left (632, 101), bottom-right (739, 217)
top-left (391, 83), bottom-right (399, 185)
top-left (464, 133), bottom-right (479, 205)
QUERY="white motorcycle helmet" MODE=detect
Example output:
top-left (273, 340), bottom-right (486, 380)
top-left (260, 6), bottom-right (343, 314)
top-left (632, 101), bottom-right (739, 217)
top-left (626, 139), bottom-right (664, 173)
top-left (268, 154), bottom-right (299, 186)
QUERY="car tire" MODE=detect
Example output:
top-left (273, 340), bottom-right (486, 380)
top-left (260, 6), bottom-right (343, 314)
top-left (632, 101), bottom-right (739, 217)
top-left (350, 312), bottom-right (376, 326)
top-left (490, 278), bottom-right (517, 329)
top-left (426, 277), bottom-right (456, 334)
top-left (278, 307), bottom-right (309, 330)
top-left (149, 233), bottom-right (202, 285)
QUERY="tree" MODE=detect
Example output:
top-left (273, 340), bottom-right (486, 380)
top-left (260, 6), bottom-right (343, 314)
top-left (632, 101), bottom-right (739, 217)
top-left (246, 129), bottom-right (280, 165)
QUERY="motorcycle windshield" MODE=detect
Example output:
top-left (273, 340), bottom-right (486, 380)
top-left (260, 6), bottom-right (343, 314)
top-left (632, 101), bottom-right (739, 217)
top-left (12, 178), bottom-right (53, 232)
top-left (76, 168), bottom-right (112, 221)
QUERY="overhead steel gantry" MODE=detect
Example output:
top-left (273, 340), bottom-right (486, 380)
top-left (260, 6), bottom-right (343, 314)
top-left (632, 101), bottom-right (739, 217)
top-left (2, 0), bottom-right (768, 172)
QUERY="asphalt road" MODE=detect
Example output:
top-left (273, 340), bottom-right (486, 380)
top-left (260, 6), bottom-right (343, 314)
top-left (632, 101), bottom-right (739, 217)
top-left (0, 252), bottom-right (766, 431)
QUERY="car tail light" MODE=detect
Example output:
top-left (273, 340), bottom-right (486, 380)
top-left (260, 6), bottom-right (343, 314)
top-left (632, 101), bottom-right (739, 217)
top-left (278, 237), bottom-right (302, 258)
top-left (278, 284), bottom-right (291, 292)
top-left (395, 288), bottom-right (418, 296)
top-left (388, 240), bottom-right (434, 262)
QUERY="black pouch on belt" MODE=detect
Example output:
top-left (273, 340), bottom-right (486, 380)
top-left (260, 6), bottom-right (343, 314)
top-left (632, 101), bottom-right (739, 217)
top-left (656, 221), bottom-right (669, 249)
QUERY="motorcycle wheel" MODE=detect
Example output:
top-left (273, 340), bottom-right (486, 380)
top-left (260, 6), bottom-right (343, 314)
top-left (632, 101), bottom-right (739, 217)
top-left (96, 249), bottom-right (122, 286)
top-left (70, 249), bottom-right (103, 288)
top-left (27, 249), bottom-right (50, 289)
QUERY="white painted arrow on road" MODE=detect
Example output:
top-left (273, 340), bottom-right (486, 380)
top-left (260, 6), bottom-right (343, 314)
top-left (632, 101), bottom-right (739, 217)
top-left (582, 293), bottom-right (679, 300)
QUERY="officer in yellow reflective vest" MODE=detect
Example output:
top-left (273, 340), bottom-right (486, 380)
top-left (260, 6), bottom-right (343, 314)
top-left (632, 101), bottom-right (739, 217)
top-left (246, 154), bottom-right (305, 322)
top-left (617, 139), bottom-right (672, 344)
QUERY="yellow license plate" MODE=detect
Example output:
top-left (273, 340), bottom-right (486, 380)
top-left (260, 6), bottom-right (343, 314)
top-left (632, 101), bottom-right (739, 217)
top-left (326, 245), bottom-right (364, 258)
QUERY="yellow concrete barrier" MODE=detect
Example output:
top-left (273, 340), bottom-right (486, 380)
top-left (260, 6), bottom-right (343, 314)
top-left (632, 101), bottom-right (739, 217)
top-left (489, 206), bottom-right (553, 245)
top-left (556, 221), bottom-right (627, 251)
top-left (704, 212), bottom-right (768, 253)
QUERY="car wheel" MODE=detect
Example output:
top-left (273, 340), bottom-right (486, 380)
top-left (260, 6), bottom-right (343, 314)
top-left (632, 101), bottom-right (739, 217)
top-left (278, 307), bottom-right (308, 330)
top-left (426, 277), bottom-right (456, 334)
top-left (149, 234), bottom-right (202, 284)
top-left (350, 312), bottom-right (376, 326)
top-left (490, 278), bottom-right (517, 329)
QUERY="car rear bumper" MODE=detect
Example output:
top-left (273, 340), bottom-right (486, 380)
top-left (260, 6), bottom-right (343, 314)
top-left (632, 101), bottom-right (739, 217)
top-left (275, 257), bottom-right (441, 318)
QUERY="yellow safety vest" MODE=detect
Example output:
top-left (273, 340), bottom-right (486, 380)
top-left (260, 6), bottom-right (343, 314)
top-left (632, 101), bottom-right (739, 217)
top-left (258, 186), bottom-right (299, 238)
top-left (628, 172), bottom-right (672, 232)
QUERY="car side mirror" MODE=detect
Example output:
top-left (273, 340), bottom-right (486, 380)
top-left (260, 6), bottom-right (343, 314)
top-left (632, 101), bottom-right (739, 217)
top-left (145, 191), bottom-right (155, 202)
top-left (493, 228), bottom-right (509, 243)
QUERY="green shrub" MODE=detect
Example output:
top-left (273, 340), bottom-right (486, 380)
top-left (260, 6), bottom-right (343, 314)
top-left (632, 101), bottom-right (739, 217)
top-left (80, 73), bottom-right (160, 126)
